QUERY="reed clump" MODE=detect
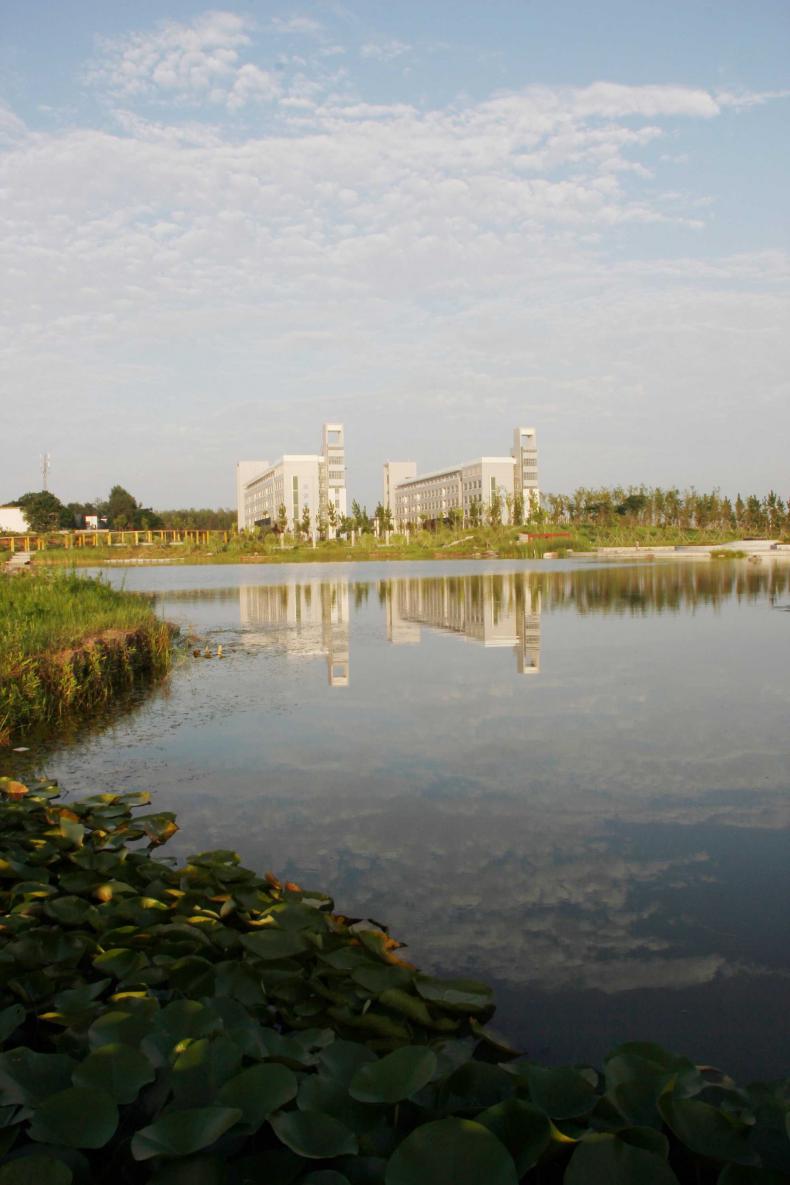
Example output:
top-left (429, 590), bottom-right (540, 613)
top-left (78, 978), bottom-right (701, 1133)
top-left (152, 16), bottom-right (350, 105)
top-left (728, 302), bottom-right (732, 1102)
top-left (0, 571), bottom-right (172, 743)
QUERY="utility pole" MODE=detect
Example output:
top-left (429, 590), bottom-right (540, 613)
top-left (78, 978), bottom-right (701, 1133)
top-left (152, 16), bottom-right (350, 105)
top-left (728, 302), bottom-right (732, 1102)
top-left (41, 452), bottom-right (51, 492)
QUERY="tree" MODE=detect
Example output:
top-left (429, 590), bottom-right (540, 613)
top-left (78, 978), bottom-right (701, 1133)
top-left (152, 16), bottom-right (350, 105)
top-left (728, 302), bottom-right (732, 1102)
top-left (351, 500), bottom-right (372, 534)
top-left (487, 491), bottom-right (502, 528)
top-left (300, 505), bottom-right (311, 538)
top-left (277, 504), bottom-right (288, 534)
top-left (512, 492), bottom-right (524, 527)
top-left (15, 490), bottom-right (73, 532)
top-left (468, 497), bottom-right (482, 527)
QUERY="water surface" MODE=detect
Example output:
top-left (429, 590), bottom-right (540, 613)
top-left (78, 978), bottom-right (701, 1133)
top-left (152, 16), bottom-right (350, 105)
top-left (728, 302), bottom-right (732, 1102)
top-left (7, 560), bottom-right (789, 1078)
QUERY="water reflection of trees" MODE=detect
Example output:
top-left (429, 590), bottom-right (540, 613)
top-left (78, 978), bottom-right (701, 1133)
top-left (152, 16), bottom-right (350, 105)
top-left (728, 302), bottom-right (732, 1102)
top-left (374, 564), bottom-right (788, 620)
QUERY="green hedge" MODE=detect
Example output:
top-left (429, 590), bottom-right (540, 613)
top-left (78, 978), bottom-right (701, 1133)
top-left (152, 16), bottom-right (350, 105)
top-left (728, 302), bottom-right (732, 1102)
top-left (0, 779), bottom-right (787, 1184)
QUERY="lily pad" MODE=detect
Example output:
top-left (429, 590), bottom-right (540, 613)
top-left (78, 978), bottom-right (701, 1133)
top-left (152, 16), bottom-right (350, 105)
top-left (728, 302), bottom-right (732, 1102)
top-left (131, 1106), bottom-right (243, 1161)
top-left (385, 1117), bottom-right (517, 1185)
top-left (217, 1063), bottom-right (298, 1129)
top-left (565, 1132), bottom-right (680, 1185)
top-left (72, 1043), bottom-right (155, 1104)
top-left (350, 1047), bottom-right (437, 1105)
top-left (28, 1086), bottom-right (118, 1149)
top-left (270, 1109), bottom-right (358, 1159)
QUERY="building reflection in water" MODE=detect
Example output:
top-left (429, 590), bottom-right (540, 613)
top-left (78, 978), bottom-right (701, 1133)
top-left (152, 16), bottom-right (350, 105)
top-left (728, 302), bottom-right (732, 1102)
top-left (239, 573), bottom-right (542, 684)
top-left (383, 574), bottom-right (541, 674)
top-left (239, 581), bottom-right (350, 686)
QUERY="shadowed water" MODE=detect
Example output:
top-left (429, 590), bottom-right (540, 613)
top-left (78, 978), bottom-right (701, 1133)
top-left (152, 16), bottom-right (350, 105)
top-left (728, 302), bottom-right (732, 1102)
top-left (6, 560), bottom-right (789, 1079)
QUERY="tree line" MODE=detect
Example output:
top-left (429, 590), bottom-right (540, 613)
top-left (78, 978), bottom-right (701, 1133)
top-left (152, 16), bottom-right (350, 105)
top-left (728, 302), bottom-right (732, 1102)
top-left (540, 486), bottom-right (789, 535)
top-left (4, 489), bottom-right (235, 534)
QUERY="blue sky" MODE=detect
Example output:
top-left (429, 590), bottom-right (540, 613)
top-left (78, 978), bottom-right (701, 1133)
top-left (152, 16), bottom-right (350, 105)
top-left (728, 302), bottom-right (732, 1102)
top-left (2, 1), bottom-right (788, 508)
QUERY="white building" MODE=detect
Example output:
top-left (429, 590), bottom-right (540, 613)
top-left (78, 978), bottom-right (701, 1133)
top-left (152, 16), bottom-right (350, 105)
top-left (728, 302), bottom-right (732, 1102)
top-left (236, 423), bottom-right (347, 536)
top-left (0, 507), bottom-right (30, 533)
top-left (384, 427), bottom-right (539, 528)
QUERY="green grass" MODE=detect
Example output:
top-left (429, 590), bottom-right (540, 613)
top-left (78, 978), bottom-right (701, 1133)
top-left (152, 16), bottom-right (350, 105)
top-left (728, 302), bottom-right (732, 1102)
top-left (0, 571), bottom-right (172, 743)
top-left (29, 522), bottom-right (751, 567)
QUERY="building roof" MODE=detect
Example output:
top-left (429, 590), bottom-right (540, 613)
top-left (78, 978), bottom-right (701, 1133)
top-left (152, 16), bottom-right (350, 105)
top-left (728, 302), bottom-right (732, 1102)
top-left (395, 457), bottom-right (515, 488)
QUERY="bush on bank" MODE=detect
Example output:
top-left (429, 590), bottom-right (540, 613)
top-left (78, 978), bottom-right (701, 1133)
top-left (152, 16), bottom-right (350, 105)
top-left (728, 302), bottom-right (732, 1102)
top-left (0, 781), bottom-right (788, 1185)
top-left (0, 573), bottom-right (172, 743)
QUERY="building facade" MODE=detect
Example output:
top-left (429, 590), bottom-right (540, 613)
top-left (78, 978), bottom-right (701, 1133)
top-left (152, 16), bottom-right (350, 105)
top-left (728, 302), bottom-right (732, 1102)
top-left (236, 423), bottom-right (347, 536)
top-left (383, 426), bottom-right (539, 528)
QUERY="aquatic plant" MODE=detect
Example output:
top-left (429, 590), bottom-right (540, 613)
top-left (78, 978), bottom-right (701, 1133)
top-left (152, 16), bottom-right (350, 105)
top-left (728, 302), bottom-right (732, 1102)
top-left (0, 573), bottom-right (172, 743)
top-left (0, 780), bottom-right (788, 1184)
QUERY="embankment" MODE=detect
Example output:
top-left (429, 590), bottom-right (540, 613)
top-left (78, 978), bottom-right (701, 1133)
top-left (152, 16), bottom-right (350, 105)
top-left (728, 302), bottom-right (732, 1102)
top-left (0, 571), bottom-right (173, 744)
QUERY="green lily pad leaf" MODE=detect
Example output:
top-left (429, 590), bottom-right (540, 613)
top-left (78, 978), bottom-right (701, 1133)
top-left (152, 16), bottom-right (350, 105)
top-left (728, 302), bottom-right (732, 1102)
top-left (217, 1063), bottom-right (298, 1130)
top-left (414, 977), bottom-right (494, 1014)
top-left (241, 930), bottom-right (309, 960)
top-left (619, 1126), bottom-right (670, 1158)
top-left (565, 1132), bottom-right (680, 1185)
top-left (349, 1047), bottom-right (437, 1105)
top-left (476, 1099), bottom-right (551, 1174)
top-left (605, 1049), bottom-right (698, 1128)
top-left (53, 980), bottom-right (110, 1014)
top-left (299, 1074), bottom-right (385, 1136)
top-left (270, 1110), bottom-right (358, 1159)
top-left (231, 1148), bottom-right (304, 1185)
top-left (0, 1156), bottom-right (72, 1185)
top-left (301, 1174), bottom-right (351, 1185)
top-left (717, 1166), bottom-right (790, 1184)
top-left (172, 1036), bottom-right (243, 1106)
top-left (320, 1041), bottom-right (377, 1087)
top-left (352, 966), bottom-right (414, 994)
top-left (72, 1043), bottom-right (155, 1104)
top-left (0, 1050), bottom-right (76, 1105)
top-left (131, 1106), bottom-right (243, 1161)
top-left (28, 1086), bottom-right (119, 1149)
top-left (148, 1155), bottom-right (225, 1185)
top-left (0, 1007), bottom-right (25, 1045)
top-left (659, 1095), bottom-right (757, 1165)
top-left (88, 1001), bottom-right (158, 1049)
top-left (266, 903), bottom-right (327, 931)
top-left (92, 947), bottom-right (148, 980)
top-left (523, 1064), bottom-right (598, 1119)
top-left (385, 1117), bottom-right (517, 1185)
top-left (442, 1062), bottom-right (515, 1112)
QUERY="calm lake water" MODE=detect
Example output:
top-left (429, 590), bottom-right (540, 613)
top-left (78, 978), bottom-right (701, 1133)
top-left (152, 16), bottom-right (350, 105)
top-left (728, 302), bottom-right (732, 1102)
top-left (8, 560), bottom-right (790, 1079)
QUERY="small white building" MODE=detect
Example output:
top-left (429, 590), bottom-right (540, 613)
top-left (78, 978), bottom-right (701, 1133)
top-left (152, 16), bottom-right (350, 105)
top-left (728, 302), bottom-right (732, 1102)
top-left (0, 506), bottom-right (30, 533)
top-left (236, 423), bottom-right (347, 536)
top-left (384, 427), bottom-right (539, 528)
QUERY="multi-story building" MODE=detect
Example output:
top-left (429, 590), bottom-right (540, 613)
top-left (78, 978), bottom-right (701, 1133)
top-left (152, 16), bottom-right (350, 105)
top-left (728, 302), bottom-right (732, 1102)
top-left (383, 426), bottom-right (538, 528)
top-left (236, 423), bottom-right (347, 535)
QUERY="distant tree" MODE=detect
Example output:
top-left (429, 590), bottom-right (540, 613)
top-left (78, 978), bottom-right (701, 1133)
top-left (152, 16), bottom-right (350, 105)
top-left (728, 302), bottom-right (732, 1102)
top-left (512, 492), bottom-right (524, 527)
top-left (106, 485), bottom-right (139, 529)
top-left (300, 505), bottom-right (311, 538)
top-left (351, 500), bottom-right (372, 534)
top-left (14, 491), bottom-right (73, 532)
top-left (487, 491), bottom-right (502, 528)
top-left (157, 508), bottom-right (236, 530)
top-left (468, 497), bottom-right (482, 527)
top-left (277, 503), bottom-right (289, 534)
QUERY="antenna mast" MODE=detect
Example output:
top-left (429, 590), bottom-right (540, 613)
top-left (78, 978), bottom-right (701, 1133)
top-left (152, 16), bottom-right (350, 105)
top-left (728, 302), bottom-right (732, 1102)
top-left (41, 452), bottom-right (51, 492)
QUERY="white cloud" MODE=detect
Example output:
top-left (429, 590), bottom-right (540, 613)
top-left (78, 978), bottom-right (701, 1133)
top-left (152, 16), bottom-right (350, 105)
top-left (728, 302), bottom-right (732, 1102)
top-left (360, 39), bottom-right (412, 62)
top-left (270, 16), bottom-right (324, 37)
top-left (86, 10), bottom-right (280, 110)
top-left (1, 62), bottom-right (789, 503)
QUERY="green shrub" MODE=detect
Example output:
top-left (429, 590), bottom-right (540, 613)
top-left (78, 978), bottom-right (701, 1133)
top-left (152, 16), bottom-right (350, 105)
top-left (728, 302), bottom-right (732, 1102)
top-left (0, 781), bottom-right (788, 1184)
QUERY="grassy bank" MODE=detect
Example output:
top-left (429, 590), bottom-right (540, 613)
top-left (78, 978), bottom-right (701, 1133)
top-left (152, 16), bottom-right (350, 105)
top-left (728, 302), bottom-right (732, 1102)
top-left (28, 522), bottom-right (755, 567)
top-left (0, 779), bottom-right (787, 1185)
top-left (0, 571), bottom-right (172, 744)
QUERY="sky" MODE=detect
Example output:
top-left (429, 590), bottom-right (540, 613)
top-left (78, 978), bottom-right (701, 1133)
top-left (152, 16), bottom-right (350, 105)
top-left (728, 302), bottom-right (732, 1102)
top-left (1, 1), bottom-right (789, 510)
